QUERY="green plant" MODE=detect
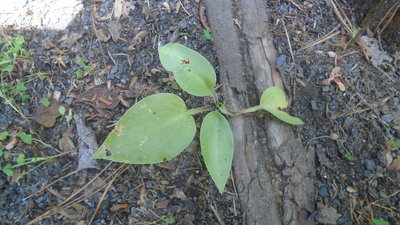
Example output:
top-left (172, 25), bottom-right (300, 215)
top-left (93, 43), bottom-right (303, 193)
top-left (203, 29), bottom-right (212, 40)
top-left (75, 58), bottom-right (94, 78)
top-left (372, 218), bottom-right (390, 225)
top-left (0, 36), bottom-right (31, 119)
top-left (160, 215), bottom-right (176, 224)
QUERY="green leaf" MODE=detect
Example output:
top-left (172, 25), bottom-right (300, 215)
top-left (0, 149), bottom-right (3, 157)
top-left (20, 93), bottom-right (29, 102)
top-left (263, 106), bottom-right (304, 125)
top-left (345, 153), bottom-right (355, 161)
top-left (93, 93), bottom-right (196, 164)
top-left (58, 106), bottom-right (66, 116)
top-left (260, 86), bottom-right (288, 109)
top-left (39, 98), bottom-right (50, 107)
top-left (0, 131), bottom-right (9, 141)
top-left (2, 164), bottom-right (14, 176)
top-left (158, 43), bottom-right (216, 97)
top-left (388, 139), bottom-right (400, 149)
top-left (19, 132), bottom-right (33, 144)
top-left (161, 215), bottom-right (176, 224)
top-left (372, 218), bottom-right (390, 225)
top-left (259, 87), bottom-right (304, 125)
top-left (17, 154), bottom-right (26, 165)
top-left (16, 82), bottom-right (27, 91)
top-left (200, 111), bottom-right (234, 193)
top-left (203, 29), bottom-right (212, 40)
top-left (76, 69), bottom-right (83, 78)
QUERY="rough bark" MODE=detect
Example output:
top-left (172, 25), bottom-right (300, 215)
top-left (204, 0), bottom-right (316, 224)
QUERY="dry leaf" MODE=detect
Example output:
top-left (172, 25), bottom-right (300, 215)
top-left (389, 155), bottom-right (400, 171)
top-left (5, 136), bottom-right (18, 150)
top-left (106, 21), bottom-right (121, 42)
top-left (333, 77), bottom-right (346, 91)
top-left (59, 32), bottom-right (84, 48)
top-left (59, 126), bottom-right (75, 152)
top-left (110, 203), bottom-right (130, 212)
top-left (155, 200), bottom-right (169, 209)
top-left (130, 30), bottom-right (148, 47)
top-left (162, 2), bottom-right (171, 13)
top-left (33, 101), bottom-right (62, 128)
top-left (78, 87), bottom-right (120, 109)
top-left (95, 28), bottom-right (111, 42)
top-left (42, 37), bottom-right (56, 49)
top-left (169, 188), bottom-right (187, 201)
top-left (92, 5), bottom-right (112, 21)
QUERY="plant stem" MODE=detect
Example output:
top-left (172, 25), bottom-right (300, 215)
top-left (219, 105), bottom-right (263, 116)
top-left (187, 106), bottom-right (214, 115)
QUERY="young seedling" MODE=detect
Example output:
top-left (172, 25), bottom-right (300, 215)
top-left (75, 58), bottom-right (94, 78)
top-left (93, 43), bottom-right (303, 193)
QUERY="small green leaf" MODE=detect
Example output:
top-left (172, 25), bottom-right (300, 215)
top-left (388, 139), bottom-right (400, 149)
top-left (58, 106), bottom-right (66, 116)
top-left (65, 114), bottom-right (73, 122)
top-left (76, 69), bottom-right (83, 78)
top-left (0, 149), bottom-right (3, 157)
top-left (2, 164), bottom-right (14, 176)
top-left (372, 218), bottom-right (390, 225)
top-left (158, 43), bottom-right (216, 97)
top-left (93, 93), bottom-right (196, 164)
top-left (203, 29), bottom-right (212, 40)
top-left (20, 93), bottom-right (29, 102)
top-left (345, 153), bottom-right (355, 161)
top-left (259, 87), bottom-right (303, 125)
top-left (16, 82), bottom-right (27, 91)
top-left (17, 154), bottom-right (26, 165)
top-left (161, 215), bottom-right (176, 224)
top-left (0, 131), bottom-right (9, 141)
top-left (19, 132), bottom-right (33, 144)
top-left (200, 111), bottom-right (234, 193)
top-left (39, 98), bottom-right (50, 107)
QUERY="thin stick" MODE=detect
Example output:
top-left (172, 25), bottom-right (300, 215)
top-left (23, 169), bottom-right (79, 200)
top-left (282, 21), bottom-right (295, 63)
top-left (88, 164), bottom-right (129, 224)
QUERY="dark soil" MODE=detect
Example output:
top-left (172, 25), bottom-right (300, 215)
top-left (0, 0), bottom-right (399, 224)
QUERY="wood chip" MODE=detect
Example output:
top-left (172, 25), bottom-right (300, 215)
top-left (110, 203), bottom-right (130, 212)
top-left (199, 7), bottom-right (211, 31)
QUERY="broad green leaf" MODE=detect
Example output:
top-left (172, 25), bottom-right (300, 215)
top-left (200, 111), bottom-right (234, 193)
top-left (0, 131), bottom-right (9, 141)
top-left (93, 93), bottom-right (196, 164)
top-left (158, 43), bottom-right (216, 97)
top-left (259, 87), bottom-right (304, 125)
top-left (372, 218), bottom-right (389, 225)
top-left (260, 86), bottom-right (288, 109)
top-left (19, 132), bottom-right (33, 144)
top-left (2, 164), bottom-right (14, 176)
top-left (263, 106), bottom-right (304, 125)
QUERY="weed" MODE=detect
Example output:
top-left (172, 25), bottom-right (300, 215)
top-left (93, 43), bottom-right (303, 193)
top-left (75, 58), bottom-right (94, 78)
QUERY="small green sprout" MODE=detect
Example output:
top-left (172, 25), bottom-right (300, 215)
top-left (19, 132), bottom-right (33, 144)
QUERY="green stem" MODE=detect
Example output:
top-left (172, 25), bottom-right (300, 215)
top-left (187, 105), bottom-right (214, 115)
top-left (218, 104), bottom-right (263, 117)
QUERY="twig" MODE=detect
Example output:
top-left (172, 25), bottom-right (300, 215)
top-left (299, 25), bottom-right (340, 51)
top-left (88, 164), bottom-right (129, 224)
top-left (282, 21), bottom-right (295, 63)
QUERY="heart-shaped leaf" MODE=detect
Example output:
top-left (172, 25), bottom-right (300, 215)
top-left (259, 87), bottom-right (303, 125)
top-left (93, 93), bottom-right (196, 164)
top-left (158, 43), bottom-right (216, 97)
top-left (200, 111), bottom-right (234, 193)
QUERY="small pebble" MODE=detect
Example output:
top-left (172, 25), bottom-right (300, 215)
top-left (311, 100), bottom-right (320, 111)
top-left (318, 185), bottom-right (329, 197)
top-left (275, 54), bottom-right (287, 67)
top-left (381, 114), bottom-right (392, 123)
top-left (365, 159), bottom-right (376, 171)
